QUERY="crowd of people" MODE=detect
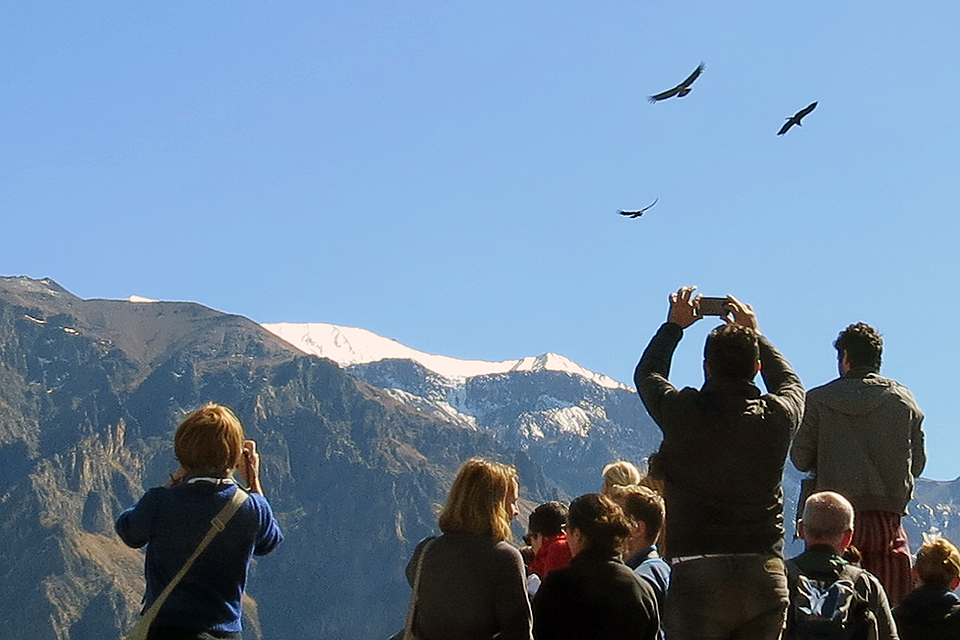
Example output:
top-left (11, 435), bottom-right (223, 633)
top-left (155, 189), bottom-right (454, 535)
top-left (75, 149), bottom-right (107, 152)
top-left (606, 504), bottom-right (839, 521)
top-left (398, 287), bottom-right (950, 640)
top-left (112, 286), bottom-right (948, 640)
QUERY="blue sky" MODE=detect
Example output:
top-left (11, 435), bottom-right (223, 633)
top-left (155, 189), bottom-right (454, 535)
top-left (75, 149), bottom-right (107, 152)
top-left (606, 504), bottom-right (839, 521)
top-left (4, 3), bottom-right (958, 479)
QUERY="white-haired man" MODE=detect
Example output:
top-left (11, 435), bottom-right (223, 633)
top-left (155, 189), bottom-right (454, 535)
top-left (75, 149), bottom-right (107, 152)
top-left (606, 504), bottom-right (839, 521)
top-left (786, 491), bottom-right (898, 640)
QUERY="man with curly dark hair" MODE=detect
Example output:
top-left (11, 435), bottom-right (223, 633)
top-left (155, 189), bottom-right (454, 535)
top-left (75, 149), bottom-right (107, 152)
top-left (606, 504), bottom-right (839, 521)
top-left (791, 322), bottom-right (926, 607)
top-left (634, 286), bottom-right (805, 640)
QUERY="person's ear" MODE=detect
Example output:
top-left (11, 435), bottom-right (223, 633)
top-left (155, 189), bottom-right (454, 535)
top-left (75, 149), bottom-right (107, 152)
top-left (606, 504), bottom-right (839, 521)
top-left (634, 521), bottom-right (648, 542)
top-left (841, 528), bottom-right (855, 550)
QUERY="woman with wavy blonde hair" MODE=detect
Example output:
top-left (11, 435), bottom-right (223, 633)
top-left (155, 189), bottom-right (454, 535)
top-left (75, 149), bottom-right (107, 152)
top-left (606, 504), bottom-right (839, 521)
top-left (402, 457), bottom-right (532, 640)
top-left (894, 536), bottom-right (960, 639)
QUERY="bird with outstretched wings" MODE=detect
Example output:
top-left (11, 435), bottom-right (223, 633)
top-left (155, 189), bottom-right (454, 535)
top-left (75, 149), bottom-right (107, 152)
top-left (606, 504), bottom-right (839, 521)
top-left (778, 101), bottom-right (818, 135)
top-left (648, 63), bottom-right (705, 103)
top-left (618, 198), bottom-right (659, 218)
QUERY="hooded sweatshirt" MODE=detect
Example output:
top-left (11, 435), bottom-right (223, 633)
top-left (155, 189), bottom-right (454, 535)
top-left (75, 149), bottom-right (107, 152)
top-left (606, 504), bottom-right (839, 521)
top-left (791, 366), bottom-right (925, 514)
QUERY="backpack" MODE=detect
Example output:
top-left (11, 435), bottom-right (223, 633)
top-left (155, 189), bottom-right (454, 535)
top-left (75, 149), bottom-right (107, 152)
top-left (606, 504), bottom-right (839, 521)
top-left (787, 561), bottom-right (874, 640)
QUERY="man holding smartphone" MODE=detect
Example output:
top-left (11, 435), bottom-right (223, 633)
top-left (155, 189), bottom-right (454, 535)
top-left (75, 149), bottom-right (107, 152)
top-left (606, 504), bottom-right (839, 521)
top-left (634, 286), bottom-right (805, 640)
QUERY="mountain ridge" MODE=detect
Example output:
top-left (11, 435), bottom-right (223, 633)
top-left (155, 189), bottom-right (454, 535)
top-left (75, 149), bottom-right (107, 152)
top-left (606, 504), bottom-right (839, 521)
top-left (263, 321), bottom-right (631, 390)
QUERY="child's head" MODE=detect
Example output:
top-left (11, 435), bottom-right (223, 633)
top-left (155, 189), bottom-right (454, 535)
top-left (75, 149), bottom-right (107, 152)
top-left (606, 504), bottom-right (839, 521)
top-left (174, 403), bottom-right (245, 474)
top-left (915, 537), bottom-right (960, 589)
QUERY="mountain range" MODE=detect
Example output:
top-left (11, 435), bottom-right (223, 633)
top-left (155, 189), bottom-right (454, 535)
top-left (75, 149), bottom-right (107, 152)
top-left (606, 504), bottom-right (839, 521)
top-left (0, 275), bottom-right (956, 639)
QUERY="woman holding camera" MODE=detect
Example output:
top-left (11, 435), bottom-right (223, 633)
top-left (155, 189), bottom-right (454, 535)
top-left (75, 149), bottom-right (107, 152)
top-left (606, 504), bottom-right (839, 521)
top-left (116, 403), bottom-right (283, 640)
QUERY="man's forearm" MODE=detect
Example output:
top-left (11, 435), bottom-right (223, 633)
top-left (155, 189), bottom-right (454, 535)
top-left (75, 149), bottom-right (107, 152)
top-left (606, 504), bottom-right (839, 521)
top-left (634, 323), bottom-right (682, 426)
top-left (758, 335), bottom-right (805, 424)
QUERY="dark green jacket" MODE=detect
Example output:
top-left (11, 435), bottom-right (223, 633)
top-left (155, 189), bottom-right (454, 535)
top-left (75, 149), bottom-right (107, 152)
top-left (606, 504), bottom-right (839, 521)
top-left (791, 367), bottom-right (925, 514)
top-left (635, 322), bottom-right (804, 558)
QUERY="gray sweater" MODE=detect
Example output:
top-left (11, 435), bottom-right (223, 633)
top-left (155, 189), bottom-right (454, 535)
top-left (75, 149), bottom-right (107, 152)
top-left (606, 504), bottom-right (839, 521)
top-left (405, 533), bottom-right (533, 640)
top-left (791, 367), bottom-right (925, 514)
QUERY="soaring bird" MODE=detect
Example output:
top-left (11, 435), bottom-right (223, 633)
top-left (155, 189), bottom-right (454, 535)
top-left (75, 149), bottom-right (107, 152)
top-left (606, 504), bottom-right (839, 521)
top-left (778, 101), bottom-right (818, 135)
top-left (618, 198), bottom-right (659, 218)
top-left (648, 63), bottom-right (705, 103)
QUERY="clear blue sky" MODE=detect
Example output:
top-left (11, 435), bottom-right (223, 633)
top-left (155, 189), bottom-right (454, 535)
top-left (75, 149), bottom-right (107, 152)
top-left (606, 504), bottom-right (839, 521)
top-left (4, 3), bottom-right (958, 479)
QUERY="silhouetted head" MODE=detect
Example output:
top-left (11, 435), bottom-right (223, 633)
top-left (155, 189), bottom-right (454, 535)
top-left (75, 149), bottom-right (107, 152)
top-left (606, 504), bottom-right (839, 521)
top-left (704, 323), bottom-right (760, 380)
top-left (915, 537), bottom-right (960, 589)
top-left (528, 501), bottom-right (568, 537)
top-left (835, 323), bottom-right (882, 372)
top-left (175, 403), bottom-right (245, 474)
top-left (439, 458), bottom-right (519, 543)
top-left (566, 493), bottom-right (632, 557)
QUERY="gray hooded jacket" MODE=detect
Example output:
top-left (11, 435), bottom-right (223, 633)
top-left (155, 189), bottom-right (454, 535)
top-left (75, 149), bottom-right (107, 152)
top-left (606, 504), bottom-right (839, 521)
top-left (791, 366), bottom-right (925, 514)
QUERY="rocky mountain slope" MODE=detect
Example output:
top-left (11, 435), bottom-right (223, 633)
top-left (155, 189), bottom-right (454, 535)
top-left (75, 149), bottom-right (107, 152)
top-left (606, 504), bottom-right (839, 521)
top-left (0, 276), bottom-right (656, 639)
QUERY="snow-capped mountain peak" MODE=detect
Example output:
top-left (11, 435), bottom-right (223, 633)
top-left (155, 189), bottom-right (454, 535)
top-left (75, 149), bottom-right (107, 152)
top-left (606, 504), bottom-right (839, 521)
top-left (261, 322), bottom-right (631, 391)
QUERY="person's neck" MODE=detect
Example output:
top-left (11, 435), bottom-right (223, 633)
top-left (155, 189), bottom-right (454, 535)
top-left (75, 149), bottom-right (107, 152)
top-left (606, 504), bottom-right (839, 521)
top-left (185, 469), bottom-right (232, 481)
top-left (805, 541), bottom-right (843, 556)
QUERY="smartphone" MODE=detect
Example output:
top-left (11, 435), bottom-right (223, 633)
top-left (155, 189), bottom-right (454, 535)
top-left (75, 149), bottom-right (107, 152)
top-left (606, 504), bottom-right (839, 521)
top-left (698, 296), bottom-right (730, 316)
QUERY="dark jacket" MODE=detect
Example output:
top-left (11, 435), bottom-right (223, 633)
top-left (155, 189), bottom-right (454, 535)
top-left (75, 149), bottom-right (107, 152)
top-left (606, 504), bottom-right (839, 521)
top-left (894, 584), bottom-right (960, 640)
top-left (405, 533), bottom-right (533, 640)
top-left (634, 322), bottom-right (805, 558)
top-left (791, 366), bottom-right (925, 514)
top-left (532, 547), bottom-right (660, 640)
top-left (785, 544), bottom-right (898, 640)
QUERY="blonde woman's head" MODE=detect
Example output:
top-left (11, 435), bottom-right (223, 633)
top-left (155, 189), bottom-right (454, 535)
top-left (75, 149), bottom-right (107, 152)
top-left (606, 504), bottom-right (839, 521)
top-left (601, 460), bottom-right (642, 495)
top-left (439, 458), bottom-right (519, 543)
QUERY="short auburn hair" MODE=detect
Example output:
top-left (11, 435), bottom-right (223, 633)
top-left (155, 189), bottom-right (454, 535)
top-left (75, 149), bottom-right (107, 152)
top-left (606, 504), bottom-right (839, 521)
top-left (438, 458), bottom-right (518, 543)
top-left (174, 403), bottom-right (245, 473)
top-left (915, 537), bottom-right (960, 587)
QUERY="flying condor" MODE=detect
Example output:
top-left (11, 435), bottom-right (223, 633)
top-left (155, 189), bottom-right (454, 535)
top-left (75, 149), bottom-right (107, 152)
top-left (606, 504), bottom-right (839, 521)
top-left (618, 198), bottom-right (659, 218)
top-left (648, 63), bottom-right (705, 103)
top-left (778, 101), bottom-right (818, 135)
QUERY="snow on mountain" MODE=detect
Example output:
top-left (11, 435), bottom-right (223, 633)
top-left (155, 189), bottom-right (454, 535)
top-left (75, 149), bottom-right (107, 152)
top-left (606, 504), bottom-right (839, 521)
top-left (261, 322), bottom-right (631, 391)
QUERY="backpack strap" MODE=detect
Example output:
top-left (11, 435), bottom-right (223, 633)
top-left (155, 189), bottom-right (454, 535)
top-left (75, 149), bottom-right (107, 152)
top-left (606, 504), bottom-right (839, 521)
top-left (126, 487), bottom-right (250, 640)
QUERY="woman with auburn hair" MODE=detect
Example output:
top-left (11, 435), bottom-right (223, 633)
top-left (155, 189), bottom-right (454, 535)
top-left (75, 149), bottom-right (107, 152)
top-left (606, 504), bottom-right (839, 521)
top-left (532, 494), bottom-right (660, 640)
top-left (402, 457), bottom-right (533, 640)
top-left (894, 537), bottom-right (960, 639)
top-left (116, 403), bottom-right (283, 640)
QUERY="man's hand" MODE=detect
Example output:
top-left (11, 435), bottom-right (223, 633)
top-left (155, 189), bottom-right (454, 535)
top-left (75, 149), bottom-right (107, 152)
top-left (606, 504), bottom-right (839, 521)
top-left (667, 286), bottom-right (702, 329)
top-left (723, 294), bottom-right (760, 333)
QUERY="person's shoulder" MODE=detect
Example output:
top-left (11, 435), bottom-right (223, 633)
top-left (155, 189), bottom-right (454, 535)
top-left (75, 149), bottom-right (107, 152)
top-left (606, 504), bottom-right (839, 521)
top-left (245, 489), bottom-right (274, 508)
top-left (882, 376), bottom-right (921, 404)
top-left (848, 564), bottom-right (886, 597)
top-left (805, 376), bottom-right (844, 397)
top-left (491, 540), bottom-right (525, 561)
